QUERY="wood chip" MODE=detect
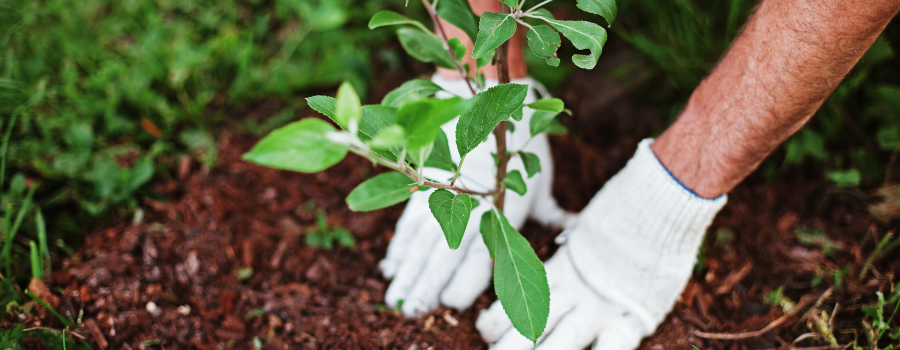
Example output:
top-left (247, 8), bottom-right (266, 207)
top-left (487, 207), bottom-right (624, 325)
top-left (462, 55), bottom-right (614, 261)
top-left (442, 310), bottom-right (459, 327)
top-left (715, 262), bottom-right (753, 295)
top-left (85, 319), bottom-right (109, 349)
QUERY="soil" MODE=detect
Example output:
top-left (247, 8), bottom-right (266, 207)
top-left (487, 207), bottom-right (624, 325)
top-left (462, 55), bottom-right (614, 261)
top-left (21, 46), bottom-right (900, 349)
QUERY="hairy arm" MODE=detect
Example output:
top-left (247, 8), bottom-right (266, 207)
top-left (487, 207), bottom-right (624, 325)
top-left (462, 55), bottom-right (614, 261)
top-left (653, 0), bottom-right (900, 198)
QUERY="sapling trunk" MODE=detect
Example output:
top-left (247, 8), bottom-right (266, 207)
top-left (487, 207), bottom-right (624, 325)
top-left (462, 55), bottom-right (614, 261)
top-left (492, 2), bottom-right (513, 210)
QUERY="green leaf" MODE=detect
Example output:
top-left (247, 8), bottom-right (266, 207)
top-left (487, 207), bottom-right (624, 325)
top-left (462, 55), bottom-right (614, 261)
top-left (518, 152), bottom-right (541, 178)
top-left (428, 189), bottom-right (475, 249)
top-left (545, 118), bottom-right (567, 134)
top-left (827, 169), bottom-right (861, 188)
top-left (479, 209), bottom-right (550, 343)
top-left (408, 143), bottom-right (435, 168)
top-left (424, 129), bottom-right (458, 172)
top-left (333, 227), bottom-right (357, 248)
top-left (576, 0), bottom-right (617, 25)
top-left (370, 125), bottom-right (407, 148)
top-left (307, 96), bottom-right (336, 118)
top-left (526, 24), bottom-right (561, 67)
top-left (457, 84), bottom-right (529, 158)
top-left (472, 12), bottom-right (517, 59)
top-left (499, 0), bottom-right (518, 9)
top-left (448, 38), bottom-right (467, 62)
top-left (368, 11), bottom-right (432, 33)
top-left (502, 170), bottom-right (527, 195)
top-left (346, 172), bottom-right (416, 211)
top-left (436, 0), bottom-right (479, 43)
top-left (877, 125), bottom-right (900, 151)
top-left (308, 99), bottom-right (400, 145)
top-left (397, 97), bottom-right (472, 152)
top-left (335, 82), bottom-right (362, 130)
top-left (243, 119), bottom-right (348, 173)
top-left (530, 10), bottom-right (608, 69)
top-left (359, 105), bottom-right (399, 140)
top-left (527, 98), bottom-right (564, 113)
top-left (397, 27), bottom-right (457, 70)
top-left (529, 111), bottom-right (559, 137)
top-left (511, 106), bottom-right (524, 121)
top-left (381, 79), bottom-right (445, 108)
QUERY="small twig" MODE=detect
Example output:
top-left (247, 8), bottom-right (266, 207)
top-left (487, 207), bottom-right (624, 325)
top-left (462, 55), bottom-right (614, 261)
top-left (422, 0), bottom-right (477, 96)
top-left (695, 288), bottom-right (831, 340)
top-left (800, 287), bottom-right (834, 323)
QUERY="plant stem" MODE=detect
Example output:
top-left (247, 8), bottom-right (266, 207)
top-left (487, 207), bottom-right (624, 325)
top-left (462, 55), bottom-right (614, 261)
top-left (347, 145), bottom-right (494, 197)
top-left (423, 0), bottom-right (477, 96)
top-left (492, 2), bottom-right (513, 210)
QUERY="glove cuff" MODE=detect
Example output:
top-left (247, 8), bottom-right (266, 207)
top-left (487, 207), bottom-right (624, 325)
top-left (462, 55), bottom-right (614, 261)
top-left (566, 139), bottom-right (727, 332)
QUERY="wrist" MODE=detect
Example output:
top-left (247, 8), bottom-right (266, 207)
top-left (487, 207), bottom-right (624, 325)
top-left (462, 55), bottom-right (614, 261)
top-left (651, 102), bottom-right (735, 199)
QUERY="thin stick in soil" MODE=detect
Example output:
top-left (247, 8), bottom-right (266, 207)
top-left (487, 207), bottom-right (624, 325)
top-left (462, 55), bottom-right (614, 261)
top-left (694, 288), bottom-right (832, 340)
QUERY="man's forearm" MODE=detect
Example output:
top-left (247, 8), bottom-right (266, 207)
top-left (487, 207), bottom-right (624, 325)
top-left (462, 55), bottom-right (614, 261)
top-left (653, 0), bottom-right (900, 198)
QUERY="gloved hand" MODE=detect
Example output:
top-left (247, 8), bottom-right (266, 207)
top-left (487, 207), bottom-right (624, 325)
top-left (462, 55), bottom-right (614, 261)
top-left (379, 75), bottom-right (576, 316)
top-left (476, 139), bottom-right (728, 350)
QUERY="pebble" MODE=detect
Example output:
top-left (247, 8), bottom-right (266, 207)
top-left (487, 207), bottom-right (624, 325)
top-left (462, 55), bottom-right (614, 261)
top-left (146, 301), bottom-right (161, 317)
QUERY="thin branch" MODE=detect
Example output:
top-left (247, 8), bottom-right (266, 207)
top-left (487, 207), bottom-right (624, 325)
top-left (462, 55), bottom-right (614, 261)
top-left (348, 145), bottom-right (494, 197)
top-left (423, 0), bottom-right (477, 96)
top-left (694, 288), bottom-right (831, 340)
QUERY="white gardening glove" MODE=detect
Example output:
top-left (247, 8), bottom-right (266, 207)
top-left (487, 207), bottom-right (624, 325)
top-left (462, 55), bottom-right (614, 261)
top-left (476, 139), bottom-right (728, 350)
top-left (379, 74), bottom-right (576, 316)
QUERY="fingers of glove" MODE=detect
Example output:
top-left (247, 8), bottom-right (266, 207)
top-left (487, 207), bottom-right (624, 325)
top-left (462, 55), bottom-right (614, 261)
top-left (383, 218), bottom-right (441, 309)
top-left (400, 222), bottom-right (482, 316)
top-left (590, 310), bottom-right (648, 350)
top-left (380, 193), bottom-right (431, 278)
top-left (439, 237), bottom-right (493, 310)
top-left (532, 304), bottom-right (606, 350)
top-left (475, 300), bottom-right (512, 343)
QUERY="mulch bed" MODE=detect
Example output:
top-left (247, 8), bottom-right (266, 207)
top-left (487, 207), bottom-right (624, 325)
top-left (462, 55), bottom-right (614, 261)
top-left (14, 49), bottom-right (900, 348)
top-left (31, 125), bottom-right (897, 349)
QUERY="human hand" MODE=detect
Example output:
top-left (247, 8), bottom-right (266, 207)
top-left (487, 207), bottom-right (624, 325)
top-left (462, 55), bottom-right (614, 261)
top-left (379, 75), bottom-right (575, 316)
top-left (477, 140), bottom-right (727, 350)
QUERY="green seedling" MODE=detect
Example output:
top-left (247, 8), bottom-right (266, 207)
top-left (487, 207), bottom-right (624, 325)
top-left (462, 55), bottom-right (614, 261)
top-left (862, 290), bottom-right (900, 348)
top-left (243, 0), bottom-right (615, 341)
top-left (306, 213), bottom-right (356, 250)
top-left (764, 286), bottom-right (796, 314)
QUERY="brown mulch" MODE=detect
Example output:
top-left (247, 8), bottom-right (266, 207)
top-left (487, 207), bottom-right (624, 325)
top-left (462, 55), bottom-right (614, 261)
top-left (23, 47), bottom-right (900, 349)
top-left (36, 127), bottom-right (897, 350)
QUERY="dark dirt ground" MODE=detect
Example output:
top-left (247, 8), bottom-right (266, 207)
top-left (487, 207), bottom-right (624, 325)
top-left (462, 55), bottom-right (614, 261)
top-left (11, 43), bottom-right (900, 349)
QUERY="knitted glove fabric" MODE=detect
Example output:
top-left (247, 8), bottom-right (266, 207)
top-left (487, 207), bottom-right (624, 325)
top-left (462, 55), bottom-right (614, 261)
top-left (380, 75), bottom-right (574, 316)
top-left (477, 139), bottom-right (727, 350)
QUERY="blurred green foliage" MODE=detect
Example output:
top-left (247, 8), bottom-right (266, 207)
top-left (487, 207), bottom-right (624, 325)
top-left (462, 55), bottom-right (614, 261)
top-left (0, 0), bottom-right (407, 268)
top-left (614, 0), bottom-right (900, 187)
top-left (0, 0), bottom-right (410, 343)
